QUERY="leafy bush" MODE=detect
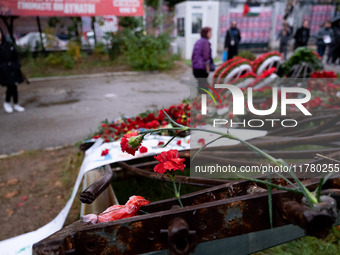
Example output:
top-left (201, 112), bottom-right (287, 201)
top-left (103, 32), bottom-right (125, 60)
top-left (123, 32), bottom-right (175, 71)
top-left (67, 41), bottom-right (81, 61)
top-left (43, 53), bottom-right (74, 69)
top-left (94, 42), bottom-right (106, 56)
top-left (238, 50), bottom-right (256, 61)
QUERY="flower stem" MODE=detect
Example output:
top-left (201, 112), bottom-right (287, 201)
top-left (167, 172), bottom-right (183, 207)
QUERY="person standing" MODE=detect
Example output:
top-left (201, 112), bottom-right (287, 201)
top-left (192, 27), bottom-right (214, 90)
top-left (224, 21), bottom-right (241, 60)
top-left (277, 22), bottom-right (292, 60)
top-left (315, 21), bottom-right (333, 60)
top-left (294, 20), bottom-right (310, 50)
top-left (329, 20), bottom-right (340, 64)
top-left (0, 29), bottom-right (25, 113)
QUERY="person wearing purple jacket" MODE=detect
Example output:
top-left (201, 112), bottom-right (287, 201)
top-left (192, 27), bottom-right (213, 90)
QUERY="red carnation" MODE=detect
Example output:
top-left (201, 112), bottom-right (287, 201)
top-left (139, 146), bottom-right (148, 153)
top-left (158, 141), bottom-right (165, 147)
top-left (154, 150), bottom-right (186, 174)
top-left (120, 132), bottom-right (144, 156)
top-left (176, 140), bottom-right (182, 146)
top-left (101, 149), bottom-right (109, 156)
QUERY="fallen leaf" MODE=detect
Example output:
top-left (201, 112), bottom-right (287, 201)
top-left (7, 178), bottom-right (18, 185)
top-left (5, 190), bottom-right (19, 198)
top-left (54, 181), bottom-right (62, 188)
top-left (6, 209), bottom-right (14, 216)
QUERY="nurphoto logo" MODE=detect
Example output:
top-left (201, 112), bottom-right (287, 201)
top-left (200, 83), bottom-right (312, 128)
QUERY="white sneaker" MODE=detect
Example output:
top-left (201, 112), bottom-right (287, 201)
top-left (3, 102), bottom-right (13, 113)
top-left (13, 104), bottom-right (25, 112)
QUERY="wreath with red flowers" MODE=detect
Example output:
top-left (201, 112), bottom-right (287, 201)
top-left (211, 57), bottom-right (244, 85)
top-left (230, 72), bottom-right (257, 87)
top-left (252, 51), bottom-right (282, 75)
top-left (248, 67), bottom-right (277, 88)
top-left (217, 59), bottom-right (252, 83)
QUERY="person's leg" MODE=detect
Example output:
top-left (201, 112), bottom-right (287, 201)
top-left (193, 69), bottom-right (209, 90)
top-left (228, 47), bottom-right (236, 60)
top-left (5, 85), bottom-right (14, 103)
top-left (8, 85), bottom-right (25, 112)
top-left (4, 85), bottom-right (14, 113)
top-left (12, 85), bottom-right (18, 104)
top-left (317, 45), bottom-right (324, 57)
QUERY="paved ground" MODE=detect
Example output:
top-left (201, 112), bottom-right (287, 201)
top-left (0, 71), bottom-right (192, 155)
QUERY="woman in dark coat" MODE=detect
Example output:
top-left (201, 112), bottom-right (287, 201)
top-left (0, 29), bottom-right (25, 113)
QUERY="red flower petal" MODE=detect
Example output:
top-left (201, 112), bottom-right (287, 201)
top-left (153, 150), bottom-right (185, 174)
top-left (120, 132), bottom-right (142, 156)
top-left (139, 146), bottom-right (148, 153)
top-left (101, 149), bottom-right (109, 156)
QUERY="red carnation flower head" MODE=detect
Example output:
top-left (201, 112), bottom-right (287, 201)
top-left (154, 149), bottom-right (186, 174)
top-left (139, 146), bottom-right (148, 153)
top-left (120, 131), bottom-right (144, 156)
top-left (101, 149), bottom-right (110, 156)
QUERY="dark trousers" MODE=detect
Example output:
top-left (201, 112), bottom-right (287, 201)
top-left (193, 69), bottom-right (209, 90)
top-left (329, 44), bottom-right (340, 64)
top-left (280, 43), bottom-right (288, 60)
top-left (5, 85), bottom-right (18, 104)
top-left (228, 46), bottom-right (238, 60)
top-left (317, 44), bottom-right (326, 58)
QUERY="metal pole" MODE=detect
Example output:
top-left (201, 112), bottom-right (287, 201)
top-left (36, 16), bottom-right (46, 53)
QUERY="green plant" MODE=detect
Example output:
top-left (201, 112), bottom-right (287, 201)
top-left (43, 53), bottom-right (74, 69)
top-left (94, 42), bottom-right (106, 56)
top-left (119, 17), bottom-right (143, 30)
top-left (238, 50), bottom-right (256, 61)
top-left (123, 32), bottom-right (175, 71)
top-left (67, 41), bottom-right (81, 61)
top-left (279, 47), bottom-right (323, 76)
top-left (103, 32), bottom-right (125, 60)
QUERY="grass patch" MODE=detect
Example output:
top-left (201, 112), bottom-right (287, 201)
top-left (21, 54), bottom-right (131, 78)
top-left (256, 232), bottom-right (340, 255)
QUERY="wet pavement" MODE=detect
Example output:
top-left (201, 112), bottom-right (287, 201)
top-left (0, 72), bottom-right (191, 155)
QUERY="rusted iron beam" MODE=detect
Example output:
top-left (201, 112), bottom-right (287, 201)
top-left (278, 196), bottom-right (338, 238)
top-left (33, 178), bottom-right (340, 255)
top-left (80, 165), bottom-right (115, 204)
